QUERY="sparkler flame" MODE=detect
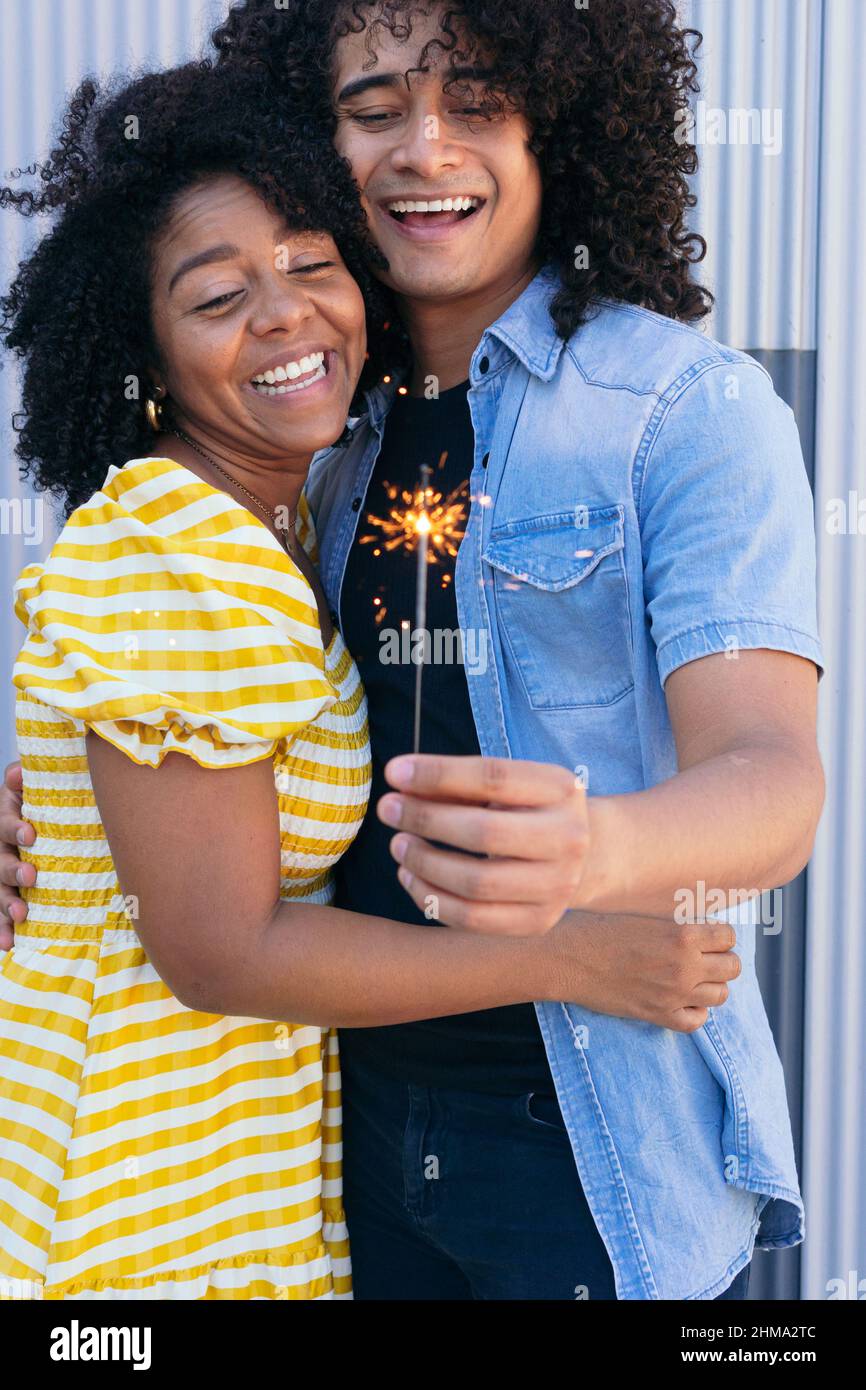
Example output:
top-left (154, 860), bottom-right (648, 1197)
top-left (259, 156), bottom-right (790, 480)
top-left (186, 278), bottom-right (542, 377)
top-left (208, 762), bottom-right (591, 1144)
top-left (360, 454), bottom-right (468, 562)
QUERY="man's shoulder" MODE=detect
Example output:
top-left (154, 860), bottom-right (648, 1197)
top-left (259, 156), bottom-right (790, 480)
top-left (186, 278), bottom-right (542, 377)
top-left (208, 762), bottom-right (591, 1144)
top-left (559, 298), bottom-right (767, 402)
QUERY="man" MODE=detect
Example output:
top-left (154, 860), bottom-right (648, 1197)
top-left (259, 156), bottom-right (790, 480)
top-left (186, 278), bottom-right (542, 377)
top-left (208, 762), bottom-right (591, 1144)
top-left (0, 0), bottom-right (823, 1299)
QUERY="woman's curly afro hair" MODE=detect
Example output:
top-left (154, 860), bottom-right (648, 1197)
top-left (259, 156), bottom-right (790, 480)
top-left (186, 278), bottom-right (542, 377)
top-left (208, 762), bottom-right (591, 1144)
top-left (1, 60), bottom-right (392, 514)
top-left (211, 0), bottom-right (714, 341)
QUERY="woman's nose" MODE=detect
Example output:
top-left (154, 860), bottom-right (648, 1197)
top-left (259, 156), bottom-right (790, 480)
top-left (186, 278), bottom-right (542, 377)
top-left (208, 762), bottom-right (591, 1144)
top-left (248, 277), bottom-right (317, 337)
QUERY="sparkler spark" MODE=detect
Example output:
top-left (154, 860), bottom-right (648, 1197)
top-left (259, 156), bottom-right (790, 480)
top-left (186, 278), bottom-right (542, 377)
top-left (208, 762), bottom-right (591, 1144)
top-left (360, 456), bottom-right (468, 562)
top-left (360, 453), bottom-right (469, 753)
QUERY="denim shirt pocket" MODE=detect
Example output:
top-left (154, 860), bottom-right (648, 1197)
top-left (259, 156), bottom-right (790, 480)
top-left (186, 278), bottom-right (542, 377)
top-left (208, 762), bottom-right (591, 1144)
top-left (482, 505), bottom-right (634, 709)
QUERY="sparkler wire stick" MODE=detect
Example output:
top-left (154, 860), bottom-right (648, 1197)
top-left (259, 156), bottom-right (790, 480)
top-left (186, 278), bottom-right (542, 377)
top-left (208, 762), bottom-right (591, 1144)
top-left (413, 465), bottom-right (433, 753)
top-left (359, 453), bottom-right (464, 753)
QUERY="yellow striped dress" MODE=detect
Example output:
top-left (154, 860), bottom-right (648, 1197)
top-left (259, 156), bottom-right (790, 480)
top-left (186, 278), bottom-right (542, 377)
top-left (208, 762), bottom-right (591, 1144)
top-left (0, 455), bottom-right (371, 1300)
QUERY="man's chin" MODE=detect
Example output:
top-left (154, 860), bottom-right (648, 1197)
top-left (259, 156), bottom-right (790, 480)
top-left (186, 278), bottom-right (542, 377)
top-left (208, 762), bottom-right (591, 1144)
top-left (376, 257), bottom-right (481, 303)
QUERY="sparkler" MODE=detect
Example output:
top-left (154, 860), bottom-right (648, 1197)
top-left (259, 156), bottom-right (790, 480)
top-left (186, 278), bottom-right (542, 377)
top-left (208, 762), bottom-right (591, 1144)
top-left (412, 466), bottom-right (433, 753)
top-left (360, 453), bottom-right (467, 752)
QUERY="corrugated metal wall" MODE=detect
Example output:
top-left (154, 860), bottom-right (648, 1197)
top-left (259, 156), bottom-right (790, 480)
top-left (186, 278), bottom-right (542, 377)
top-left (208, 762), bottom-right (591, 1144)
top-left (802, 0), bottom-right (866, 1305)
top-left (683, 0), bottom-right (822, 352)
top-left (1, 0), bottom-right (864, 1302)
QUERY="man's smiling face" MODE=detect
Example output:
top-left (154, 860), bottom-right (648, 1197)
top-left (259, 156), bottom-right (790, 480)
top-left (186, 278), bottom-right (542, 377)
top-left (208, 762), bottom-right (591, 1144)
top-left (332, 4), bottom-right (542, 305)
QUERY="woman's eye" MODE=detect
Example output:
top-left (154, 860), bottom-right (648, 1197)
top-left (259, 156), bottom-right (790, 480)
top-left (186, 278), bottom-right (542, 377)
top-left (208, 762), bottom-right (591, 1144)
top-left (195, 290), bottom-right (242, 312)
top-left (291, 260), bottom-right (336, 275)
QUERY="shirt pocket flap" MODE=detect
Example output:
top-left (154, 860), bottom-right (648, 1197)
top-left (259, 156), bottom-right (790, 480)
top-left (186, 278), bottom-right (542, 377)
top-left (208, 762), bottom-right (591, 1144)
top-left (482, 506), bottom-right (625, 592)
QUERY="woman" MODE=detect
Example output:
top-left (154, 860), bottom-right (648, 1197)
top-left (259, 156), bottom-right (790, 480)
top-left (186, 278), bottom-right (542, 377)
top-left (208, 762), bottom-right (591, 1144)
top-left (0, 59), bottom-right (599, 1300)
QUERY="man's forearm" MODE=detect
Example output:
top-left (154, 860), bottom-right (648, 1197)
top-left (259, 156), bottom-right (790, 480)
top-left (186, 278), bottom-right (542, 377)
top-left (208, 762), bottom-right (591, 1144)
top-left (575, 739), bottom-right (824, 917)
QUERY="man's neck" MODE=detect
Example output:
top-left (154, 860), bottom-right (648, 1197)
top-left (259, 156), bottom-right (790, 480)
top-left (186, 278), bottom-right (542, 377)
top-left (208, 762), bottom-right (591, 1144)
top-left (400, 264), bottom-right (539, 397)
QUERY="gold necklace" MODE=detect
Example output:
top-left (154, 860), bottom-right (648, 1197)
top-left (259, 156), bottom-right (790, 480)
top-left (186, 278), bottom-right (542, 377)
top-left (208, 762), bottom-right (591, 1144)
top-left (172, 428), bottom-right (299, 556)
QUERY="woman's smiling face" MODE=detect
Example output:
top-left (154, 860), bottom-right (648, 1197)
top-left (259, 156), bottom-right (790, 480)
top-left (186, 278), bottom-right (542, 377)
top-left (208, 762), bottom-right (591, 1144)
top-left (149, 174), bottom-right (367, 461)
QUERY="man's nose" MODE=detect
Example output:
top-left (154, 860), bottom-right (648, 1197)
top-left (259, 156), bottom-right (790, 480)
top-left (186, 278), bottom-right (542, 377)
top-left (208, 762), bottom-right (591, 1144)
top-left (389, 107), bottom-right (465, 178)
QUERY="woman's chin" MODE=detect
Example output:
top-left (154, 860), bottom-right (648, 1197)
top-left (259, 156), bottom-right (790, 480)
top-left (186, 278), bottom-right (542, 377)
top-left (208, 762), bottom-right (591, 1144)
top-left (241, 372), bottom-right (353, 454)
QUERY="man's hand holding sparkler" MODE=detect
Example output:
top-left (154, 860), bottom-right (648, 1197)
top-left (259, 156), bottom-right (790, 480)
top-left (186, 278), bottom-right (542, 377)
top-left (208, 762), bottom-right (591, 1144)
top-left (379, 754), bottom-right (590, 935)
top-left (379, 650), bottom-right (821, 932)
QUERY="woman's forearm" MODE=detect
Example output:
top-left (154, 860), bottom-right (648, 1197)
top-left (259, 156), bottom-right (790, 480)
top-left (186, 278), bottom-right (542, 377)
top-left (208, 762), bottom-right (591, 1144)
top-left (178, 901), bottom-right (557, 1026)
top-left (84, 732), bottom-right (560, 1028)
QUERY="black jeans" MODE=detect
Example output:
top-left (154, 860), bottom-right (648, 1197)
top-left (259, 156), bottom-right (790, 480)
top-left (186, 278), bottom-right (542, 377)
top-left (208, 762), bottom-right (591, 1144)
top-left (341, 1053), bottom-right (752, 1301)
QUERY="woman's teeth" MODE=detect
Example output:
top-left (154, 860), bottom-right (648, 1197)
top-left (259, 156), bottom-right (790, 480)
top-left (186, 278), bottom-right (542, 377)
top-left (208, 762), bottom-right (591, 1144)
top-left (251, 350), bottom-right (327, 395)
top-left (387, 196), bottom-right (480, 216)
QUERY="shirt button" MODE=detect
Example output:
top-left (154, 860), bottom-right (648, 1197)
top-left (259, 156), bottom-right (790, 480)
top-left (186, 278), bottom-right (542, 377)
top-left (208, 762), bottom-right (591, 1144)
top-left (479, 355), bottom-right (490, 374)
top-left (329, 610), bottom-right (339, 626)
top-left (351, 497), bottom-right (362, 512)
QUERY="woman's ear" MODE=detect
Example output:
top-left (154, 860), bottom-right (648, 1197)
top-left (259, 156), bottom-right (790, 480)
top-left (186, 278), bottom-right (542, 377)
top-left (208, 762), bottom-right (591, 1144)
top-left (145, 367), bottom-right (166, 397)
top-left (144, 379), bottom-right (169, 433)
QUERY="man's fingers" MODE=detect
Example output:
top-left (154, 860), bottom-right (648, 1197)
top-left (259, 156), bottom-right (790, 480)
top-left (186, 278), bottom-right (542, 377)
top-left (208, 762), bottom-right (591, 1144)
top-left (0, 881), bottom-right (30, 918)
top-left (384, 753), bottom-right (579, 807)
top-left (395, 864), bottom-right (550, 936)
top-left (699, 949), bottom-right (741, 984)
top-left (0, 889), bottom-right (28, 942)
top-left (0, 819), bottom-right (35, 848)
top-left (378, 794), bottom-right (584, 861)
top-left (0, 765), bottom-right (34, 855)
top-left (0, 854), bottom-right (36, 891)
top-left (668, 1007), bottom-right (710, 1034)
top-left (4, 761), bottom-right (24, 797)
top-left (390, 833), bottom-right (567, 904)
top-left (697, 921), bottom-right (738, 953)
top-left (689, 982), bottom-right (730, 1008)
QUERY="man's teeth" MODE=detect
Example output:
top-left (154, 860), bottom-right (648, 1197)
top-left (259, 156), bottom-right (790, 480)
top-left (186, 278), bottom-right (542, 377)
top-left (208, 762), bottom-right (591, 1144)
top-left (252, 350), bottom-right (326, 389)
top-left (387, 197), bottom-right (480, 214)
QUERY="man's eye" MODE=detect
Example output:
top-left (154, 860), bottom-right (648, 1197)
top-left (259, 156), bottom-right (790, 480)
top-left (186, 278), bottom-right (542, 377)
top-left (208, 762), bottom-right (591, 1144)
top-left (451, 106), bottom-right (496, 122)
top-left (195, 290), bottom-right (242, 312)
top-left (352, 111), bottom-right (400, 127)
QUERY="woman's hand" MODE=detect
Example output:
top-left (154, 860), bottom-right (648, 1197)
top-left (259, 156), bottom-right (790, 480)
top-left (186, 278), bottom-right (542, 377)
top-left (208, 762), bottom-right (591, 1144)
top-left (0, 762), bottom-right (35, 948)
top-left (546, 910), bottom-right (741, 1033)
top-left (379, 753), bottom-right (589, 935)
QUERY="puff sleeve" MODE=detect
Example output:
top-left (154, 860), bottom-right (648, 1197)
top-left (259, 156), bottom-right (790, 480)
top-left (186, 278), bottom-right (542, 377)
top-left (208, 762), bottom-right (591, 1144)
top-left (12, 457), bottom-right (338, 769)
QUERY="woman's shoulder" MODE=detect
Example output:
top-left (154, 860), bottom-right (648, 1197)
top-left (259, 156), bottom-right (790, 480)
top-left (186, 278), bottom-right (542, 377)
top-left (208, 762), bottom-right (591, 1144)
top-left (14, 455), bottom-right (328, 664)
top-left (13, 455), bottom-right (208, 618)
top-left (12, 456), bottom-right (339, 765)
top-left (18, 455), bottom-right (212, 571)
top-left (73, 453), bottom-right (237, 542)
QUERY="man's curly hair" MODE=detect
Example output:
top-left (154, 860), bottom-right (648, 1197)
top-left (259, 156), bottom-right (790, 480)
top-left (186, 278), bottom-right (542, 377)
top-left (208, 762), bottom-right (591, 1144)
top-left (211, 0), bottom-right (713, 342)
top-left (1, 60), bottom-right (391, 514)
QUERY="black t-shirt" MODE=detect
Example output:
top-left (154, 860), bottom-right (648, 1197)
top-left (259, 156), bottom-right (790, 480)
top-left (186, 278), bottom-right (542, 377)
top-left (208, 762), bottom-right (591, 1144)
top-left (335, 380), bottom-right (554, 1094)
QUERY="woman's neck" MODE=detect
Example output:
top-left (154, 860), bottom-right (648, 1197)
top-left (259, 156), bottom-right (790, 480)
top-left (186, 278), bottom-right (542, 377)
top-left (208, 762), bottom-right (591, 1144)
top-left (152, 426), bottom-right (310, 522)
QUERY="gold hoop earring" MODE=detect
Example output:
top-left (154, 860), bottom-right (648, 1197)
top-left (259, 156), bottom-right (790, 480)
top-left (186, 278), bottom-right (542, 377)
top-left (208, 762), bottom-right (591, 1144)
top-left (145, 388), bottom-right (166, 433)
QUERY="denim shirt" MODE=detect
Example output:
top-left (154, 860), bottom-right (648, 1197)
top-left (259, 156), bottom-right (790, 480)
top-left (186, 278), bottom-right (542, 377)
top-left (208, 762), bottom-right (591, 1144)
top-left (305, 267), bottom-right (823, 1299)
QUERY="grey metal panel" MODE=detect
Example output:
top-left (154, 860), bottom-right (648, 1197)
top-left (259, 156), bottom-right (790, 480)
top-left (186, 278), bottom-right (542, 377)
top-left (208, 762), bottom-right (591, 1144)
top-left (802, 0), bottom-right (866, 1304)
top-left (746, 347), bottom-right (818, 1302)
top-left (681, 0), bottom-right (822, 351)
top-left (752, 876), bottom-right (807, 1299)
